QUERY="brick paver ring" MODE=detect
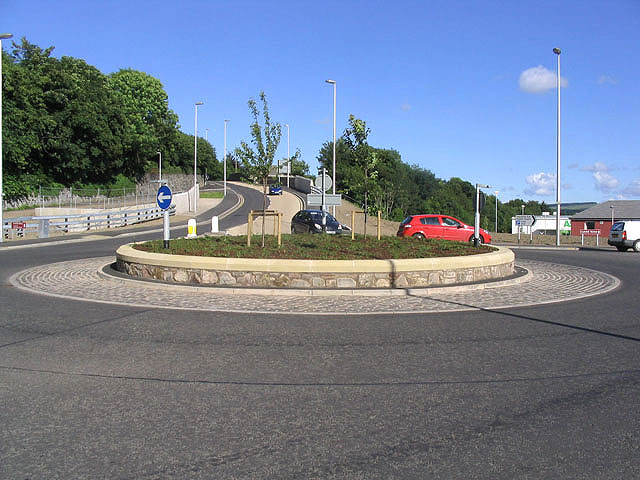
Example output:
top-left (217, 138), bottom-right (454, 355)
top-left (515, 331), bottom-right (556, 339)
top-left (10, 258), bottom-right (620, 315)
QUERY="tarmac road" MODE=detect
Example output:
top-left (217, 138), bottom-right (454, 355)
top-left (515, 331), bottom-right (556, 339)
top-left (1, 186), bottom-right (639, 479)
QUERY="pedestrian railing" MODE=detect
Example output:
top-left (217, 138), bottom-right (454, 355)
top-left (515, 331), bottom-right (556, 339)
top-left (2, 204), bottom-right (175, 240)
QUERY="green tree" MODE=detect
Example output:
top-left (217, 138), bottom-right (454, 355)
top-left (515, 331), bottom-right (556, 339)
top-left (107, 68), bottom-right (179, 179)
top-left (343, 115), bottom-right (378, 237)
top-left (235, 92), bottom-right (282, 247)
top-left (3, 38), bottom-right (126, 186)
top-left (280, 148), bottom-right (308, 177)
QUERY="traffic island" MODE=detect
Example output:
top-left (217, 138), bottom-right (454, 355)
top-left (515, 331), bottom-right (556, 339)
top-left (115, 244), bottom-right (515, 289)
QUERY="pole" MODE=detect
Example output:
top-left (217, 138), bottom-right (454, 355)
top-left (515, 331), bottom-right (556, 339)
top-left (194, 101), bottom-right (204, 212)
top-left (474, 184), bottom-right (480, 247)
top-left (494, 191), bottom-right (499, 233)
top-left (224, 120), bottom-right (229, 197)
top-left (157, 151), bottom-right (162, 182)
top-left (326, 79), bottom-right (337, 216)
top-left (285, 124), bottom-right (290, 188)
top-left (554, 47), bottom-right (562, 246)
top-left (0, 34), bottom-right (14, 243)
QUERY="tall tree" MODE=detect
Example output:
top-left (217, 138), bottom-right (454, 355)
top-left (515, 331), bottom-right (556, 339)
top-left (343, 115), bottom-right (378, 237)
top-left (107, 68), bottom-right (178, 179)
top-left (234, 92), bottom-right (281, 247)
top-left (3, 38), bottom-right (126, 185)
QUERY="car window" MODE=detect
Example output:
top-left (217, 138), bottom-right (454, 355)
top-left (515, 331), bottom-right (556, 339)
top-left (401, 216), bottom-right (413, 225)
top-left (611, 222), bottom-right (625, 231)
top-left (442, 217), bottom-right (461, 227)
top-left (420, 217), bottom-right (440, 225)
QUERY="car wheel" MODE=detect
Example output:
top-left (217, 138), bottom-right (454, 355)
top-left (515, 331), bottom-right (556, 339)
top-left (616, 246), bottom-right (628, 252)
top-left (412, 233), bottom-right (425, 239)
top-left (633, 240), bottom-right (640, 252)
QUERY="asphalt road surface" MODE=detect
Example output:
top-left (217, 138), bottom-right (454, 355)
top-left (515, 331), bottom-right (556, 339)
top-left (1, 188), bottom-right (639, 479)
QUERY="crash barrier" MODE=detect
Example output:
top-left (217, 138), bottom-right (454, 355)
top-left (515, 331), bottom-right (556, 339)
top-left (2, 205), bottom-right (176, 239)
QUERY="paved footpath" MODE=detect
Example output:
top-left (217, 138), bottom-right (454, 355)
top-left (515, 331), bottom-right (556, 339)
top-left (11, 258), bottom-right (619, 315)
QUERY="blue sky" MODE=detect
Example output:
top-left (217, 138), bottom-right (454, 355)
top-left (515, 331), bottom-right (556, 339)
top-left (3, 0), bottom-right (640, 203)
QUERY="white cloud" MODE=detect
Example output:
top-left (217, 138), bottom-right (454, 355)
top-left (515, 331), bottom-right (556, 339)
top-left (525, 172), bottom-right (556, 196)
top-left (598, 75), bottom-right (617, 85)
top-left (622, 179), bottom-right (640, 197)
top-left (582, 162), bottom-right (619, 192)
top-left (519, 66), bottom-right (568, 94)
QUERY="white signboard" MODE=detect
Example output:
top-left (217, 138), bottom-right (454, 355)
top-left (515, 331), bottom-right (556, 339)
top-left (307, 193), bottom-right (342, 207)
top-left (314, 174), bottom-right (333, 192)
top-left (515, 215), bottom-right (536, 227)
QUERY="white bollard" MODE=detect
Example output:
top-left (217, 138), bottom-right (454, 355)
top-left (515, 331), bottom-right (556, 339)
top-left (187, 218), bottom-right (197, 238)
top-left (211, 216), bottom-right (219, 233)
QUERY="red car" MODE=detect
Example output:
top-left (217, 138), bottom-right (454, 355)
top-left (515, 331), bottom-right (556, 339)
top-left (397, 214), bottom-right (492, 244)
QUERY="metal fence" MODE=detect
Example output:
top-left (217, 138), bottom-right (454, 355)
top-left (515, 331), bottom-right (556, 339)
top-left (3, 204), bottom-right (175, 240)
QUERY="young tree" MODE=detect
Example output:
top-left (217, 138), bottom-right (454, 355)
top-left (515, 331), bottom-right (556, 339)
top-left (343, 115), bottom-right (378, 237)
top-left (235, 92), bottom-right (281, 247)
top-left (281, 149), bottom-right (309, 177)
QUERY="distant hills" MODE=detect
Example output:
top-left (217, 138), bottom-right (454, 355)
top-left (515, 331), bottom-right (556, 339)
top-left (548, 202), bottom-right (597, 216)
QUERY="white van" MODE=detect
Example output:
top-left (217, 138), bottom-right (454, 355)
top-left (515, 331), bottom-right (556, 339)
top-left (608, 220), bottom-right (640, 252)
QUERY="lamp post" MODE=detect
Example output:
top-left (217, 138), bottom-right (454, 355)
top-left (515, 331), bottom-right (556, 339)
top-left (0, 33), bottom-right (14, 243)
top-left (157, 151), bottom-right (162, 182)
top-left (325, 79), bottom-right (336, 215)
top-left (285, 124), bottom-right (290, 188)
top-left (494, 190), bottom-right (499, 233)
top-left (194, 101), bottom-right (204, 212)
top-left (474, 183), bottom-right (490, 247)
top-left (224, 119), bottom-right (229, 197)
top-left (553, 47), bottom-right (562, 245)
top-left (610, 205), bottom-right (615, 225)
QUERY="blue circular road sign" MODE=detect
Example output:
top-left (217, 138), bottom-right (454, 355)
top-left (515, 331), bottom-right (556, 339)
top-left (156, 185), bottom-right (172, 210)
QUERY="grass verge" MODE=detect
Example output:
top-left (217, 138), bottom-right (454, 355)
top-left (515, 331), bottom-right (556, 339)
top-left (134, 234), bottom-right (494, 260)
top-left (200, 191), bottom-right (223, 199)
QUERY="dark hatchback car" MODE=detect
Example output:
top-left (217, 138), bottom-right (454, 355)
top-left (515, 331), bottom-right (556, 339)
top-left (291, 209), bottom-right (344, 234)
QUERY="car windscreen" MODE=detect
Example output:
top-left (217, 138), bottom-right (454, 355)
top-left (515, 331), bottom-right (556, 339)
top-left (611, 222), bottom-right (625, 231)
top-left (309, 212), bottom-right (337, 223)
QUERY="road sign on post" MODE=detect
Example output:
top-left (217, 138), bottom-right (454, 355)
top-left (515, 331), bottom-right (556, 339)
top-left (307, 194), bottom-right (342, 207)
top-left (157, 185), bottom-right (172, 210)
top-left (157, 185), bottom-right (172, 248)
top-left (515, 215), bottom-right (536, 227)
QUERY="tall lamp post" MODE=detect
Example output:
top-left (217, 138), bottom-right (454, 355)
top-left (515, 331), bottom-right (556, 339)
top-left (157, 151), bottom-right (162, 182)
top-left (325, 79), bottom-right (336, 215)
top-left (553, 47), bottom-right (562, 245)
top-left (194, 101), bottom-right (204, 212)
top-left (285, 124), bottom-right (290, 188)
top-left (494, 190), bottom-right (499, 233)
top-left (610, 205), bottom-right (615, 226)
top-left (224, 119), bottom-right (229, 197)
top-left (0, 33), bottom-right (14, 243)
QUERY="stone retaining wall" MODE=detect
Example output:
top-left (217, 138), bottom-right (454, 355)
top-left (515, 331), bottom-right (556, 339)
top-left (116, 244), bottom-right (515, 289)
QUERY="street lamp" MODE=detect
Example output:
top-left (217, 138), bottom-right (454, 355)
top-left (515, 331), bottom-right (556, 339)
top-left (157, 151), bottom-right (162, 182)
top-left (494, 190), bottom-right (499, 233)
top-left (610, 205), bottom-right (615, 225)
top-left (474, 183), bottom-right (490, 246)
top-left (224, 119), bottom-right (229, 197)
top-left (554, 47), bottom-right (562, 245)
top-left (285, 124), bottom-right (290, 188)
top-left (194, 101), bottom-right (204, 212)
top-left (325, 79), bottom-right (336, 215)
top-left (0, 33), bottom-right (14, 243)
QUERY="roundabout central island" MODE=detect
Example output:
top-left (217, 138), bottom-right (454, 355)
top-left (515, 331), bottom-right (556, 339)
top-left (115, 243), bottom-right (516, 290)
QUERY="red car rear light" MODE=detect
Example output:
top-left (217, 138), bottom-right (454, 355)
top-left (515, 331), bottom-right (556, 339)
top-left (623, 231), bottom-right (627, 240)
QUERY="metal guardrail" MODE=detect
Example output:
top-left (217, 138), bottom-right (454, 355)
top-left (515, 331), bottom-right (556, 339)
top-left (2, 205), bottom-right (176, 240)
